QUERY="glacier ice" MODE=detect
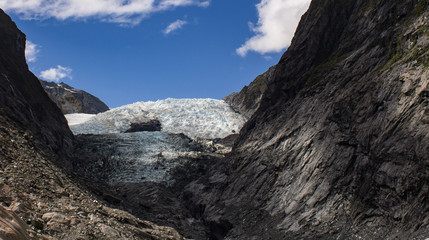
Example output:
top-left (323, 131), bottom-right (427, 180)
top-left (66, 113), bottom-right (95, 126)
top-left (76, 132), bottom-right (204, 183)
top-left (68, 98), bottom-right (245, 184)
top-left (66, 98), bottom-right (246, 139)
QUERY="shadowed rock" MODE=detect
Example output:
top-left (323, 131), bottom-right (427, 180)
top-left (125, 119), bottom-right (162, 133)
top-left (185, 1), bottom-right (429, 239)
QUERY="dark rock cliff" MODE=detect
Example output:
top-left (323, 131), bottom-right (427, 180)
top-left (224, 65), bottom-right (276, 119)
top-left (185, 0), bottom-right (429, 239)
top-left (40, 80), bottom-right (109, 114)
top-left (0, 11), bottom-right (73, 156)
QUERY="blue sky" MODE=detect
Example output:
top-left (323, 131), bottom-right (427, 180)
top-left (1, 0), bottom-right (310, 108)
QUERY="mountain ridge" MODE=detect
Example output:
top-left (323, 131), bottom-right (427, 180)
top-left (40, 79), bottom-right (109, 114)
top-left (183, 0), bottom-right (429, 239)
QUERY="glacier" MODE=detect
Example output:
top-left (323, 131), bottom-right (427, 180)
top-left (68, 98), bottom-right (245, 183)
top-left (66, 98), bottom-right (246, 139)
top-left (75, 132), bottom-right (206, 183)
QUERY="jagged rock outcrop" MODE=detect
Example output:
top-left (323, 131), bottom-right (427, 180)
top-left (224, 65), bottom-right (276, 119)
top-left (125, 119), bottom-right (162, 133)
top-left (0, 9), bottom-right (184, 239)
top-left (40, 80), bottom-right (109, 114)
top-left (184, 0), bottom-right (429, 239)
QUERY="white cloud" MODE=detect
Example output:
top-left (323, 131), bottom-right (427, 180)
top-left (0, 0), bottom-right (210, 25)
top-left (263, 55), bottom-right (273, 61)
top-left (236, 0), bottom-right (311, 57)
top-left (197, 1), bottom-right (210, 8)
top-left (40, 65), bottom-right (72, 82)
top-left (163, 19), bottom-right (187, 34)
top-left (25, 40), bottom-right (39, 63)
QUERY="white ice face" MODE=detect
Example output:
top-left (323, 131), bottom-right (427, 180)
top-left (66, 113), bottom-right (96, 126)
top-left (66, 98), bottom-right (246, 139)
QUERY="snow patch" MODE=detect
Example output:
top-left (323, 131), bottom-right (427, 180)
top-left (64, 88), bottom-right (78, 93)
top-left (66, 98), bottom-right (246, 139)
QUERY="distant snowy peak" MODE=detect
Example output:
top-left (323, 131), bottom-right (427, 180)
top-left (65, 98), bottom-right (246, 139)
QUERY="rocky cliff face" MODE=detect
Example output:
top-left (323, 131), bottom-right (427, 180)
top-left (224, 65), bottom-right (276, 119)
top-left (0, 9), bottom-right (184, 239)
top-left (40, 80), bottom-right (109, 114)
top-left (185, 0), bottom-right (429, 239)
top-left (0, 11), bottom-right (73, 157)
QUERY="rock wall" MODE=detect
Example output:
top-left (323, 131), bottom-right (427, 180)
top-left (0, 10), bottom-right (73, 157)
top-left (185, 0), bottom-right (429, 239)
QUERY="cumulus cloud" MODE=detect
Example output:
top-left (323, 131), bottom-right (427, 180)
top-left (40, 65), bottom-right (72, 82)
top-left (25, 40), bottom-right (39, 63)
top-left (0, 0), bottom-right (210, 25)
top-left (236, 0), bottom-right (311, 57)
top-left (163, 19), bottom-right (187, 34)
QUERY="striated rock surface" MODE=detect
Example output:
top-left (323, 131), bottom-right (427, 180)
top-left (0, 8), bottom-right (185, 240)
top-left (224, 65), bottom-right (276, 119)
top-left (184, 0), bottom-right (429, 239)
top-left (40, 80), bottom-right (109, 114)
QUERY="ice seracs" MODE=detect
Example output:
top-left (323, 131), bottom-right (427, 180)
top-left (66, 98), bottom-right (246, 139)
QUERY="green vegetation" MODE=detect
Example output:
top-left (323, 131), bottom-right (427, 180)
top-left (420, 46), bottom-right (429, 67)
top-left (386, 37), bottom-right (406, 65)
top-left (362, 0), bottom-right (378, 12)
top-left (415, 0), bottom-right (429, 16)
top-left (383, 19), bottom-right (428, 70)
top-left (305, 51), bottom-right (348, 88)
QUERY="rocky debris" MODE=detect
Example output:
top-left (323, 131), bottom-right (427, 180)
top-left (40, 79), bottom-right (109, 114)
top-left (125, 119), bottom-right (162, 133)
top-left (108, 181), bottom-right (211, 239)
top-left (214, 134), bottom-right (239, 148)
top-left (224, 65), bottom-right (276, 119)
top-left (0, 120), bottom-right (186, 239)
top-left (183, 1), bottom-right (429, 239)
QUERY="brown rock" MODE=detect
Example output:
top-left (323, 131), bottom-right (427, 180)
top-left (98, 223), bottom-right (121, 238)
top-left (0, 204), bottom-right (30, 240)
